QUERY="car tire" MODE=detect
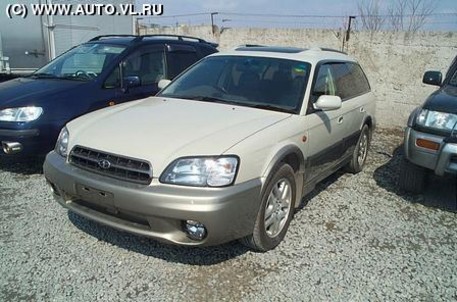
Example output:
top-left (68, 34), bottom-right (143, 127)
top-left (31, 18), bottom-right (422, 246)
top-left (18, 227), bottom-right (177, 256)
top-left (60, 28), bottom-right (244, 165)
top-left (241, 164), bottom-right (296, 252)
top-left (398, 157), bottom-right (426, 194)
top-left (347, 125), bottom-right (370, 174)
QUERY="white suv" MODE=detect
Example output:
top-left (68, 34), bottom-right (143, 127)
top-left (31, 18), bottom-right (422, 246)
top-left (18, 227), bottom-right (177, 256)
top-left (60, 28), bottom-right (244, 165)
top-left (44, 46), bottom-right (376, 251)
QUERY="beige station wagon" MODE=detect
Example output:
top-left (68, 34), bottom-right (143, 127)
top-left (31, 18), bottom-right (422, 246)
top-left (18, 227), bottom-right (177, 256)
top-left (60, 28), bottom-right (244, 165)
top-left (44, 46), bottom-right (376, 251)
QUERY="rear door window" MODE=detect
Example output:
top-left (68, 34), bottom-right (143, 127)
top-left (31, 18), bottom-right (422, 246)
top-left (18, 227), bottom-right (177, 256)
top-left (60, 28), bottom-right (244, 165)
top-left (331, 62), bottom-right (370, 100)
top-left (166, 45), bottom-right (199, 79)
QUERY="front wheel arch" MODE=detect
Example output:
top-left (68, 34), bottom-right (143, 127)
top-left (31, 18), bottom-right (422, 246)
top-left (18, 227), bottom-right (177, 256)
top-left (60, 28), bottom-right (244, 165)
top-left (240, 163), bottom-right (296, 252)
top-left (261, 145), bottom-right (305, 207)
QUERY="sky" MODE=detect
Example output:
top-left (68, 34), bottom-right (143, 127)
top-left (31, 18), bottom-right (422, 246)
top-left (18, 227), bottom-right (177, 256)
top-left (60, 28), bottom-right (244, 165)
top-left (137, 0), bottom-right (457, 31)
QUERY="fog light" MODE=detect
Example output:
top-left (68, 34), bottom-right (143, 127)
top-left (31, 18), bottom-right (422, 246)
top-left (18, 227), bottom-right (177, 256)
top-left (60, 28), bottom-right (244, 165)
top-left (47, 180), bottom-right (61, 197)
top-left (184, 220), bottom-right (207, 241)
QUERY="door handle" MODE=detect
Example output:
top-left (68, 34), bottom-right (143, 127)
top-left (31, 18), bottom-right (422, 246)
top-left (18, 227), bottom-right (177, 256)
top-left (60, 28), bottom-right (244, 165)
top-left (360, 107), bottom-right (365, 113)
top-left (338, 116), bottom-right (344, 124)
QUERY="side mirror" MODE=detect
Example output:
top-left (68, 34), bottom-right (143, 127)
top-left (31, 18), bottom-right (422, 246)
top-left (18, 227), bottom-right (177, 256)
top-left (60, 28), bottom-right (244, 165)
top-left (122, 76), bottom-right (141, 90)
top-left (158, 79), bottom-right (171, 89)
top-left (422, 71), bottom-right (442, 86)
top-left (314, 95), bottom-right (342, 111)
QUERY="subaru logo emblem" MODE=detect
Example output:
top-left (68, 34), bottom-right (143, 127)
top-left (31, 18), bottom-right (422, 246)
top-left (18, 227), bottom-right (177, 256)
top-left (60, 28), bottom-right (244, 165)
top-left (98, 159), bottom-right (111, 170)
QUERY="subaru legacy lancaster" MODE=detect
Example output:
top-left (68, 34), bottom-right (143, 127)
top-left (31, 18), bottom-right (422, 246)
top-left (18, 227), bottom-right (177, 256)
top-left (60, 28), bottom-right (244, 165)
top-left (44, 46), bottom-right (376, 251)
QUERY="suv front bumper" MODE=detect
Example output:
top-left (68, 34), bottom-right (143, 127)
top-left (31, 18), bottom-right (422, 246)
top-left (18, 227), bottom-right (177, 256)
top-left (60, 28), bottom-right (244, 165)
top-left (44, 151), bottom-right (262, 246)
top-left (404, 127), bottom-right (457, 175)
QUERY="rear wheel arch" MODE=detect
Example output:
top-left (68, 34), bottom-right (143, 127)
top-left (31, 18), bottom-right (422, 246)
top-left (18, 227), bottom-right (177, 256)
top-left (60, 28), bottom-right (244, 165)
top-left (363, 116), bottom-right (372, 129)
top-left (360, 115), bottom-right (374, 141)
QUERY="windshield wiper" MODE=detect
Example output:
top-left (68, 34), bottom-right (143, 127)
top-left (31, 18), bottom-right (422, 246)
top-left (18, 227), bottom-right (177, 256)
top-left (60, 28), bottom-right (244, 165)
top-left (193, 96), bottom-right (240, 105)
top-left (249, 103), bottom-right (294, 114)
top-left (163, 94), bottom-right (294, 113)
top-left (59, 75), bottom-right (90, 82)
top-left (162, 94), bottom-right (239, 105)
top-left (29, 73), bottom-right (60, 79)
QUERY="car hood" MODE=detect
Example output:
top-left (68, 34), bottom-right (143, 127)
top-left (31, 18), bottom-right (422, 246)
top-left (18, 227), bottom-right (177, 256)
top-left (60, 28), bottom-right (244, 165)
top-left (423, 85), bottom-right (457, 114)
top-left (68, 97), bottom-right (291, 176)
top-left (0, 77), bottom-right (85, 108)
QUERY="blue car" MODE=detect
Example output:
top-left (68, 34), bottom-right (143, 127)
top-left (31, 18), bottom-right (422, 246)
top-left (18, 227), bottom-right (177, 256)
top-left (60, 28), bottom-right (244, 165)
top-left (0, 35), bottom-right (217, 157)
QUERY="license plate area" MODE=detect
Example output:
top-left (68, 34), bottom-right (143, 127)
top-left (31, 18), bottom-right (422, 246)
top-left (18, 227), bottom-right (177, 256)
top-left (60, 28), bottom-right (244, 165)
top-left (76, 183), bottom-right (114, 207)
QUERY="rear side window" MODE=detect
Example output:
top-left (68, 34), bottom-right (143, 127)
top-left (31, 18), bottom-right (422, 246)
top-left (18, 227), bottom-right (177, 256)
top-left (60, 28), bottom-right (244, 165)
top-left (167, 51), bottom-right (199, 79)
top-left (311, 62), bottom-right (370, 102)
top-left (199, 45), bottom-right (217, 57)
top-left (332, 62), bottom-right (370, 100)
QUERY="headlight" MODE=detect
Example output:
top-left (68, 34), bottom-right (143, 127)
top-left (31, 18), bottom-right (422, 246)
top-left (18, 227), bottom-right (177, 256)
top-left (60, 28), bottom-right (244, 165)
top-left (160, 156), bottom-right (239, 187)
top-left (0, 106), bottom-right (43, 122)
top-left (416, 109), bottom-right (457, 132)
top-left (55, 127), bottom-right (69, 157)
top-left (407, 107), bottom-right (421, 127)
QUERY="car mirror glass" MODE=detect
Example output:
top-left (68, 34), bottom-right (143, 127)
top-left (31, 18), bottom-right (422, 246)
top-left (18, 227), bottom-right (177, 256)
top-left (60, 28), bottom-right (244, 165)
top-left (422, 71), bottom-right (442, 86)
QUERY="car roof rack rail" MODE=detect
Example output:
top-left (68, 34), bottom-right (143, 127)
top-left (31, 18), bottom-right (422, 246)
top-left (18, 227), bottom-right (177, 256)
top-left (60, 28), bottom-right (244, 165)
top-left (309, 47), bottom-right (348, 55)
top-left (234, 45), bottom-right (306, 54)
top-left (89, 35), bottom-right (138, 41)
top-left (234, 44), bottom-right (266, 50)
top-left (89, 34), bottom-right (218, 48)
top-left (133, 34), bottom-right (218, 47)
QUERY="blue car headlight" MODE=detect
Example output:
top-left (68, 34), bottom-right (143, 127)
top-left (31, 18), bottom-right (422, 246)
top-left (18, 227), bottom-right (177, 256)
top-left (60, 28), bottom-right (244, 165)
top-left (0, 106), bottom-right (43, 122)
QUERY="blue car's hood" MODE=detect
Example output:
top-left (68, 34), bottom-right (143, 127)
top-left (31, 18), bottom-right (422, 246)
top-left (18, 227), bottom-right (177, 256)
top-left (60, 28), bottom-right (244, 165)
top-left (0, 77), bottom-right (86, 109)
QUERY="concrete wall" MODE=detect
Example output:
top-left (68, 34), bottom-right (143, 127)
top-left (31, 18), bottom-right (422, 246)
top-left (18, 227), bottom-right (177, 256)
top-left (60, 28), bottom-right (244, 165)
top-left (144, 26), bottom-right (457, 127)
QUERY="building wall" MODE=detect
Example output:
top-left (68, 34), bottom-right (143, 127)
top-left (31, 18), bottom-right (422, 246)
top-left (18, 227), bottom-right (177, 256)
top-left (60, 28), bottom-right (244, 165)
top-left (145, 25), bottom-right (457, 127)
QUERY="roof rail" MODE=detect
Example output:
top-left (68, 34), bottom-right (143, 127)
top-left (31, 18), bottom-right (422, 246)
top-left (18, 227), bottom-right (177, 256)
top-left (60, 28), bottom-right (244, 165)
top-left (320, 47), bottom-right (348, 55)
top-left (234, 44), bottom-right (266, 50)
top-left (133, 34), bottom-right (218, 47)
top-left (89, 34), bottom-right (218, 47)
top-left (309, 47), bottom-right (347, 55)
top-left (234, 45), bottom-right (305, 54)
top-left (89, 35), bottom-right (137, 41)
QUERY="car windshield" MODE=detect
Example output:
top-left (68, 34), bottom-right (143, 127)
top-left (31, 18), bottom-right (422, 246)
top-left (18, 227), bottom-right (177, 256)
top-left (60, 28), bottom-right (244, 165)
top-left (448, 69), bottom-right (457, 87)
top-left (31, 43), bottom-right (126, 81)
top-left (159, 55), bottom-right (310, 114)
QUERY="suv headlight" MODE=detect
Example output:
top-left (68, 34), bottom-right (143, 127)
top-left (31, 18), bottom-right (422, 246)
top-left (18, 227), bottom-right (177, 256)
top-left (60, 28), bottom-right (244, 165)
top-left (416, 109), bottom-right (457, 132)
top-left (55, 127), bottom-right (69, 157)
top-left (160, 156), bottom-right (239, 187)
top-left (0, 106), bottom-right (43, 122)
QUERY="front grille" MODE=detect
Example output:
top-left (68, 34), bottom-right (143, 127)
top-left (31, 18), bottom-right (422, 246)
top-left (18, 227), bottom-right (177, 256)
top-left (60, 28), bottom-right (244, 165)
top-left (69, 146), bottom-right (152, 185)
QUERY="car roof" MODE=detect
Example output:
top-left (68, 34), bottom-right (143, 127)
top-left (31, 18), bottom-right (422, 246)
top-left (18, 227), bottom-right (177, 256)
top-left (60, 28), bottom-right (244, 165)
top-left (85, 34), bottom-right (218, 48)
top-left (211, 45), bottom-right (356, 64)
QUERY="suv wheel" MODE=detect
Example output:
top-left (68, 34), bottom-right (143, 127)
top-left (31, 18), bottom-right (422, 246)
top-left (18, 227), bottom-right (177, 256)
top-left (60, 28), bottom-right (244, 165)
top-left (347, 125), bottom-right (370, 173)
top-left (241, 164), bottom-right (296, 252)
top-left (398, 157), bottom-right (426, 194)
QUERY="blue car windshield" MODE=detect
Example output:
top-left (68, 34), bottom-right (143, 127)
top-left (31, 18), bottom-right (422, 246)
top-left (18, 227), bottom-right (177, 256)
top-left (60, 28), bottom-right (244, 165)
top-left (31, 43), bottom-right (126, 81)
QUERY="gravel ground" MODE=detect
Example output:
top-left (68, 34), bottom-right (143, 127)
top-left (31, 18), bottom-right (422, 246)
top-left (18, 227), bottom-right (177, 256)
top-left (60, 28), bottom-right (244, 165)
top-left (1, 128), bottom-right (456, 301)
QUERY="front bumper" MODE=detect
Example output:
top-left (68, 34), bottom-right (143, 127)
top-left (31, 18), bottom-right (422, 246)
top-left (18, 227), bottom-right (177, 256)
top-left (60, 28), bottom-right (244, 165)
top-left (43, 151), bottom-right (262, 246)
top-left (404, 127), bottom-right (457, 176)
top-left (0, 127), bottom-right (51, 156)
